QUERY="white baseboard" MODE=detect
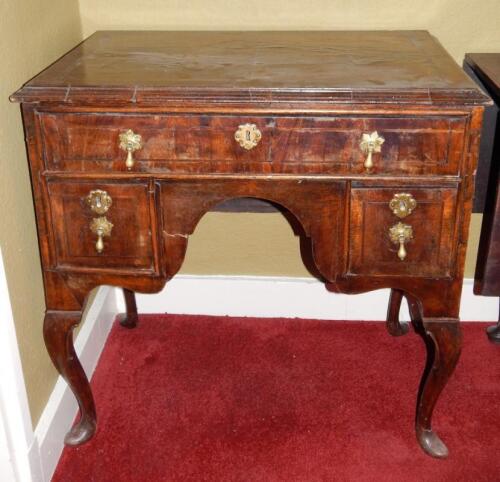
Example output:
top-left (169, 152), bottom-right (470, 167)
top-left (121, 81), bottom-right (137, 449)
top-left (33, 286), bottom-right (118, 482)
top-left (135, 275), bottom-right (499, 322)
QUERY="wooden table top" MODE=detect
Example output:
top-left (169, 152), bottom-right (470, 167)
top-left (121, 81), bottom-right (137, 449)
top-left (12, 31), bottom-right (489, 105)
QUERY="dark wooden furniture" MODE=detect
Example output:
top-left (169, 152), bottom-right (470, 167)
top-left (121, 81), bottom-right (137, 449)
top-left (464, 54), bottom-right (500, 341)
top-left (11, 31), bottom-right (489, 458)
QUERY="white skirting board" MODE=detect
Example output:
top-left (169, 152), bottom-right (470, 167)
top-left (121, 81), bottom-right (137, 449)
top-left (34, 276), bottom-right (497, 482)
top-left (133, 275), bottom-right (499, 322)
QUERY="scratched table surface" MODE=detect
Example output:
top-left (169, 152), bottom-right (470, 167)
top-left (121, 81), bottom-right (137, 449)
top-left (21, 31), bottom-right (478, 95)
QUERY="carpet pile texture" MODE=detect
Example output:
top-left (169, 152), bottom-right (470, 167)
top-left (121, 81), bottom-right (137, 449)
top-left (53, 315), bottom-right (500, 481)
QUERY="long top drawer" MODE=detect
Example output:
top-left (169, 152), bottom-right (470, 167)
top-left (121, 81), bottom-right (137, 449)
top-left (39, 112), bottom-right (467, 176)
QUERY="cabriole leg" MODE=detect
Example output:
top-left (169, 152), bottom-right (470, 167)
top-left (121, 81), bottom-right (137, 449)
top-left (413, 317), bottom-right (462, 458)
top-left (386, 288), bottom-right (409, 336)
top-left (117, 288), bottom-right (138, 329)
top-left (43, 310), bottom-right (96, 445)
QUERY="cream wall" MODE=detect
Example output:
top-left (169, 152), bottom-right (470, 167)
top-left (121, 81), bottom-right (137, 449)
top-left (78, 0), bottom-right (500, 278)
top-left (0, 0), bottom-right (82, 424)
top-left (3, 1), bottom-right (499, 424)
top-left (79, 0), bottom-right (500, 63)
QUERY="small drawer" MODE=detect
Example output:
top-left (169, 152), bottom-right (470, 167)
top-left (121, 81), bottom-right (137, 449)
top-left (39, 112), bottom-right (466, 176)
top-left (348, 187), bottom-right (458, 277)
top-left (46, 180), bottom-right (157, 273)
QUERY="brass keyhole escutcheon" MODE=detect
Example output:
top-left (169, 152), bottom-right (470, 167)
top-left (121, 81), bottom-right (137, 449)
top-left (86, 190), bottom-right (112, 215)
top-left (389, 193), bottom-right (417, 218)
top-left (360, 131), bottom-right (385, 171)
top-left (234, 123), bottom-right (262, 150)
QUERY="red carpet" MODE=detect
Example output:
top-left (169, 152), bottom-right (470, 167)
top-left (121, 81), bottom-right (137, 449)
top-left (53, 316), bottom-right (500, 481)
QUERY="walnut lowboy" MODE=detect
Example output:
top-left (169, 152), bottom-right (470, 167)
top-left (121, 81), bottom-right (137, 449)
top-left (11, 31), bottom-right (490, 459)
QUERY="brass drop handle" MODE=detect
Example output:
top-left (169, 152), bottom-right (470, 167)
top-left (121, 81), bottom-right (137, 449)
top-left (119, 129), bottom-right (143, 170)
top-left (360, 131), bottom-right (385, 171)
top-left (389, 222), bottom-right (413, 261)
top-left (235, 123), bottom-right (262, 150)
top-left (90, 217), bottom-right (113, 253)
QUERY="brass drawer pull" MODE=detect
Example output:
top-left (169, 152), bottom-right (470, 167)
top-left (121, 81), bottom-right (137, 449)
top-left (90, 216), bottom-right (113, 253)
top-left (86, 189), bottom-right (114, 253)
top-left (119, 129), bottom-right (142, 169)
top-left (389, 193), bottom-right (417, 218)
top-left (86, 190), bottom-right (112, 214)
top-left (360, 131), bottom-right (384, 171)
top-left (389, 222), bottom-right (413, 261)
top-left (234, 123), bottom-right (262, 150)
